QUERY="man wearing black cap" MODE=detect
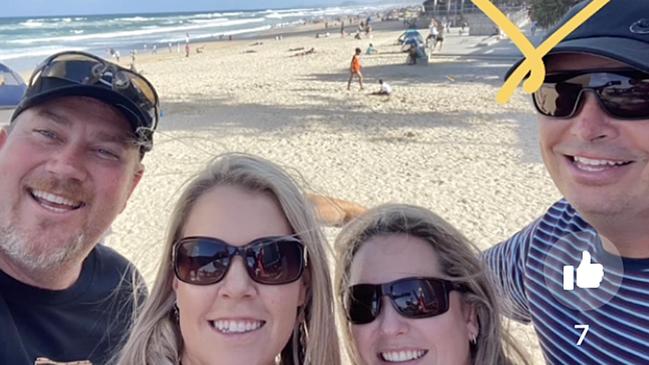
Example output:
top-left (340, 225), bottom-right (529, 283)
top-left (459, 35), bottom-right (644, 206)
top-left (0, 51), bottom-right (159, 364)
top-left (483, 1), bottom-right (649, 364)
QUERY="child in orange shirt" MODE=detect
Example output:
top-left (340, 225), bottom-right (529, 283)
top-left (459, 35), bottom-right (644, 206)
top-left (347, 48), bottom-right (364, 91)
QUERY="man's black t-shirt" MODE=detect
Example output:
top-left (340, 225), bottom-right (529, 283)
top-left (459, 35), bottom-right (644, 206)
top-left (0, 245), bottom-right (146, 364)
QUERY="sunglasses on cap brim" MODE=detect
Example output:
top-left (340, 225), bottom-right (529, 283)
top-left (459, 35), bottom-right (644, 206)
top-left (533, 69), bottom-right (649, 120)
top-left (344, 276), bottom-right (465, 325)
top-left (29, 51), bottom-right (159, 146)
top-left (172, 235), bottom-right (306, 286)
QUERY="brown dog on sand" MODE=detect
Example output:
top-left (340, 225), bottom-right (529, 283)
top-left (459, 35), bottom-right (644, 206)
top-left (307, 194), bottom-right (367, 227)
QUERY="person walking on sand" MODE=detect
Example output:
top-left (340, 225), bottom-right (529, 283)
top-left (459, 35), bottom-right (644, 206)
top-left (347, 47), bottom-right (363, 91)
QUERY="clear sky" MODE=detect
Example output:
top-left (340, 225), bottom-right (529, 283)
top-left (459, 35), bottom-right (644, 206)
top-left (4, 0), bottom-right (403, 18)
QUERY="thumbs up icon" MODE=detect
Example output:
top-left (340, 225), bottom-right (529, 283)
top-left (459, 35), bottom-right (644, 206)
top-left (563, 251), bottom-right (604, 291)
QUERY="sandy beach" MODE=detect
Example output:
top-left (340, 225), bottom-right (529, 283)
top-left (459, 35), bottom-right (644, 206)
top-left (3, 19), bottom-right (554, 364)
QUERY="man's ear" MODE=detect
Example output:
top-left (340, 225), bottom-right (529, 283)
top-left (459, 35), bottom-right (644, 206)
top-left (0, 127), bottom-right (9, 150)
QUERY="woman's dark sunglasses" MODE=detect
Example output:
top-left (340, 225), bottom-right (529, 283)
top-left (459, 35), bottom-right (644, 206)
top-left (344, 276), bottom-right (465, 325)
top-left (172, 235), bottom-right (306, 286)
top-left (532, 69), bottom-right (649, 120)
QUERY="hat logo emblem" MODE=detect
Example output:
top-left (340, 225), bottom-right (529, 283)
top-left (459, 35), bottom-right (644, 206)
top-left (630, 19), bottom-right (649, 34)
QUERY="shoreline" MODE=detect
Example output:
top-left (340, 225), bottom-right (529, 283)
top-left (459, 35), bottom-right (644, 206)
top-left (1, 4), bottom-right (411, 74)
top-left (117, 18), bottom-right (409, 71)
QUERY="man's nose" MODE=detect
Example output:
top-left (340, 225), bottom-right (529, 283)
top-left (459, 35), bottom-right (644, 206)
top-left (569, 92), bottom-right (619, 142)
top-left (45, 144), bottom-right (88, 182)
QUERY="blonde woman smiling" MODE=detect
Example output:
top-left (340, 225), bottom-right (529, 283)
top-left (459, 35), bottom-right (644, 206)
top-left (117, 153), bottom-right (340, 365)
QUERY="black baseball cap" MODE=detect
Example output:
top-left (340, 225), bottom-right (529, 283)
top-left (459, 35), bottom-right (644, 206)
top-left (11, 51), bottom-right (160, 153)
top-left (506, 0), bottom-right (649, 79)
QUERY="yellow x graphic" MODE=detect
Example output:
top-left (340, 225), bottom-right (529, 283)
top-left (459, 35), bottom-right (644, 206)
top-left (471, 0), bottom-right (610, 104)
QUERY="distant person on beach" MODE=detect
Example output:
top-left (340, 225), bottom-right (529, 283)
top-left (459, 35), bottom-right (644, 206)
top-left (108, 47), bottom-right (120, 63)
top-left (370, 79), bottom-right (392, 95)
top-left (347, 47), bottom-right (364, 91)
top-left (292, 47), bottom-right (316, 57)
top-left (115, 153), bottom-right (341, 365)
top-left (130, 49), bottom-right (137, 69)
top-left (483, 1), bottom-right (649, 364)
top-left (434, 24), bottom-right (445, 52)
top-left (366, 43), bottom-right (377, 54)
top-left (0, 50), bottom-right (159, 364)
top-left (407, 45), bottom-right (419, 65)
top-left (426, 21), bottom-right (439, 51)
top-left (335, 204), bottom-right (529, 365)
top-left (460, 20), bottom-right (468, 35)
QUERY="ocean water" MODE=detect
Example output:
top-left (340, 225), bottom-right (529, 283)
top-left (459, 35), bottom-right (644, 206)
top-left (0, 4), bottom-right (400, 72)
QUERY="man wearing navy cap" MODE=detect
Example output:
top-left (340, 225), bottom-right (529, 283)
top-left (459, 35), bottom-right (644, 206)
top-left (484, 1), bottom-right (649, 363)
top-left (0, 51), bottom-right (159, 364)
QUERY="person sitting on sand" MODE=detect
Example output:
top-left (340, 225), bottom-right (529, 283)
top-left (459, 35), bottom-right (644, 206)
top-left (370, 79), bottom-right (392, 96)
top-left (292, 47), bottom-right (316, 57)
top-left (366, 43), bottom-right (377, 55)
top-left (347, 48), bottom-right (364, 91)
top-left (407, 45), bottom-right (419, 65)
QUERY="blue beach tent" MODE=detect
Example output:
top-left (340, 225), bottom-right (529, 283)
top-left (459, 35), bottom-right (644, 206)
top-left (398, 29), bottom-right (424, 45)
top-left (0, 62), bottom-right (27, 108)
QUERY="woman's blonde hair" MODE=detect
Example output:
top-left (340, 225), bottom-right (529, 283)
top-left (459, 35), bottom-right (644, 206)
top-left (116, 153), bottom-right (341, 365)
top-left (334, 204), bottom-right (528, 365)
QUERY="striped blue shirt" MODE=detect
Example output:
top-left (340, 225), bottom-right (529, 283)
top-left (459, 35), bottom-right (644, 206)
top-left (484, 199), bottom-right (649, 365)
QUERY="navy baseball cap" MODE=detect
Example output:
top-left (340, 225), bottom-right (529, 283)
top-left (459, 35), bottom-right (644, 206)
top-left (506, 0), bottom-right (649, 79)
top-left (11, 51), bottom-right (160, 153)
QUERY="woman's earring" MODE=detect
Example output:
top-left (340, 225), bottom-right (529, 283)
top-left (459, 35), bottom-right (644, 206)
top-left (470, 333), bottom-right (477, 345)
top-left (172, 302), bottom-right (180, 322)
top-left (292, 306), bottom-right (308, 364)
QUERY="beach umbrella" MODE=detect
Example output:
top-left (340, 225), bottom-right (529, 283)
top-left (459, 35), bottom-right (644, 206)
top-left (0, 62), bottom-right (27, 109)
